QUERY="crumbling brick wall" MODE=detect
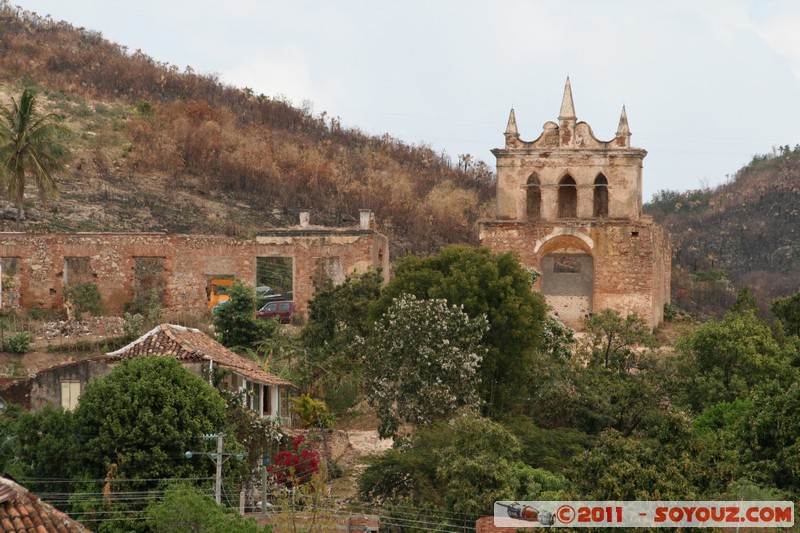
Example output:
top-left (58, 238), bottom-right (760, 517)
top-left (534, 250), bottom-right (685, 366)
top-left (0, 218), bottom-right (389, 317)
top-left (480, 218), bottom-right (670, 329)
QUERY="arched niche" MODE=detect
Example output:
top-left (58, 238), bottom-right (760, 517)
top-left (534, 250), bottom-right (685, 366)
top-left (558, 175), bottom-right (577, 218)
top-left (593, 174), bottom-right (609, 217)
top-left (526, 173), bottom-right (541, 220)
top-left (538, 234), bottom-right (593, 328)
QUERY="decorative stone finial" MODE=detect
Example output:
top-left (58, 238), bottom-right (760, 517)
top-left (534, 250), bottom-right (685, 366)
top-left (616, 105), bottom-right (631, 137)
top-left (558, 77), bottom-right (576, 121)
top-left (505, 108), bottom-right (519, 136)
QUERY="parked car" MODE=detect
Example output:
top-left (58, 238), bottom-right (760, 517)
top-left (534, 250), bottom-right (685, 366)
top-left (211, 300), bottom-right (231, 314)
top-left (256, 301), bottom-right (295, 324)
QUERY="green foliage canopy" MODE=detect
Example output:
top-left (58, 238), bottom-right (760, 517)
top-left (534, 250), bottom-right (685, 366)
top-left (72, 357), bottom-right (228, 486)
top-left (147, 483), bottom-right (271, 533)
top-left (359, 415), bottom-right (567, 518)
top-left (214, 281), bottom-right (273, 350)
top-left (773, 290), bottom-right (800, 337)
top-left (373, 245), bottom-right (547, 416)
top-left (675, 308), bottom-right (793, 412)
top-left (301, 270), bottom-right (382, 385)
top-left (361, 294), bottom-right (488, 438)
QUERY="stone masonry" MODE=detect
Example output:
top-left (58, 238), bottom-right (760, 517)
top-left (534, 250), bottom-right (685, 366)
top-left (0, 210), bottom-right (389, 317)
top-left (480, 79), bottom-right (670, 329)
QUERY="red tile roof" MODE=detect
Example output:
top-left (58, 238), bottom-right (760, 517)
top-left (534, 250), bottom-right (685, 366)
top-left (0, 476), bottom-right (91, 532)
top-left (105, 324), bottom-right (295, 387)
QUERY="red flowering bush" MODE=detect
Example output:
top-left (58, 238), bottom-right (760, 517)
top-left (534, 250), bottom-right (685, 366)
top-left (269, 435), bottom-right (320, 487)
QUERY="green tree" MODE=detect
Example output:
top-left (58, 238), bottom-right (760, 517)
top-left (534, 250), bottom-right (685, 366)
top-left (0, 88), bottom-right (71, 230)
top-left (300, 270), bottom-right (382, 386)
top-left (570, 428), bottom-right (698, 500)
top-left (147, 483), bottom-right (271, 533)
top-left (360, 415), bottom-right (567, 518)
top-left (214, 281), bottom-right (273, 350)
top-left (730, 286), bottom-right (759, 315)
top-left (360, 295), bottom-right (488, 438)
top-left (72, 357), bottom-right (228, 486)
top-left (773, 290), bottom-right (800, 337)
top-left (675, 308), bottom-right (793, 412)
top-left (580, 309), bottom-right (655, 371)
top-left (373, 245), bottom-right (547, 416)
top-left (556, 310), bottom-right (673, 436)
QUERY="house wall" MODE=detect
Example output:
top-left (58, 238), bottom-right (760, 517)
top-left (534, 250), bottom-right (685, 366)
top-left (2, 357), bottom-right (293, 425)
top-left (0, 222), bottom-right (389, 317)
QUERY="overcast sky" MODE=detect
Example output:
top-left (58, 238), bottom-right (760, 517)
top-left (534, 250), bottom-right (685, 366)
top-left (14, 0), bottom-right (800, 200)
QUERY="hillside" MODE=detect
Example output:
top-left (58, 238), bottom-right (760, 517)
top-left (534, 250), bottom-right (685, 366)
top-left (645, 145), bottom-right (800, 317)
top-left (0, 4), bottom-right (493, 255)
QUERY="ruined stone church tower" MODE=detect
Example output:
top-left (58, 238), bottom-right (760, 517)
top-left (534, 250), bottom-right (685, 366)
top-left (479, 79), bottom-right (671, 328)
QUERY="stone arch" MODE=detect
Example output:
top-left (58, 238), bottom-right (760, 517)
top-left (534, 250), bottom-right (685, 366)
top-left (593, 173), bottom-right (609, 217)
top-left (558, 175), bottom-right (577, 218)
top-left (526, 173), bottom-right (541, 220)
top-left (537, 234), bottom-right (593, 328)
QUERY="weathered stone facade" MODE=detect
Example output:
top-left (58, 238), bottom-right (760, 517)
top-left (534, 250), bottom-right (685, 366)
top-left (0, 211), bottom-right (389, 317)
top-left (480, 79), bottom-right (670, 328)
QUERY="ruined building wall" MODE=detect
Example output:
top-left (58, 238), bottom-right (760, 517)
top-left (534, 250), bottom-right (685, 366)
top-left (0, 214), bottom-right (389, 317)
top-left (480, 79), bottom-right (670, 329)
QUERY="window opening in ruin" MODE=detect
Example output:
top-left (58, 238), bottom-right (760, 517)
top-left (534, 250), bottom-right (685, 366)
top-left (63, 257), bottom-right (92, 286)
top-left (526, 173), bottom-right (541, 220)
top-left (0, 258), bottom-right (20, 310)
top-left (130, 257), bottom-right (166, 311)
top-left (313, 256), bottom-right (344, 290)
top-left (256, 256), bottom-right (293, 301)
top-left (593, 174), bottom-right (609, 217)
top-left (558, 175), bottom-right (578, 218)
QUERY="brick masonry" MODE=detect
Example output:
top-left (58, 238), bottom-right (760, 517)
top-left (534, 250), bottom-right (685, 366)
top-left (0, 213), bottom-right (389, 317)
top-left (480, 79), bottom-right (670, 328)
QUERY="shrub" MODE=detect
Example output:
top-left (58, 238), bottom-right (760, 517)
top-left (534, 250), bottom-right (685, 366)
top-left (3, 331), bottom-right (31, 354)
top-left (63, 283), bottom-right (103, 317)
top-left (292, 394), bottom-right (335, 429)
top-left (123, 312), bottom-right (144, 340)
top-left (664, 302), bottom-right (678, 321)
top-left (269, 435), bottom-right (320, 487)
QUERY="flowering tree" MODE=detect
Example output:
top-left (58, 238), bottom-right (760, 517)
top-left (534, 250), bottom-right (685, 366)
top-left (269, 435), bottom-right (320, 487)
top-left (360, 295), bottom-right (488, 438)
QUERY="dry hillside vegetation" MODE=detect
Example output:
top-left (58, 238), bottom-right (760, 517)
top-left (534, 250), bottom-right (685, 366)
top-left (0, 4), bottom-right (493, 255)
top-left (646, 145), bottom-right (800, 316)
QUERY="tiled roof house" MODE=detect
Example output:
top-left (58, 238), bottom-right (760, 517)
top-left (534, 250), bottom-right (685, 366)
top-left (0, 324), bottom-right (296, 425)
top-left (0, 476), bottom-right (90, 532)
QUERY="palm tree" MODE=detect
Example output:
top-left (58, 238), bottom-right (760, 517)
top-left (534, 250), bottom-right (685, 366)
top-left (0, 88), bottom-right (71, 231)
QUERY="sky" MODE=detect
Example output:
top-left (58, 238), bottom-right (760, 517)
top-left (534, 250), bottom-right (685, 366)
top-left (14, 0), bottom-right (800, 201)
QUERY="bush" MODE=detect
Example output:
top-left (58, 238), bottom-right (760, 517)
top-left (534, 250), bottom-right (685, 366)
top-left (327, 460), bottom-right (344, 480)
top-left (123, 312), bottom-right (144, 340)
top-left (292, 394), bottom-right (335, 429)
top-left (63, 283), bottom-right (103, 318)
top-left (664, 302), bottom-right (678, 321)
top-left (27, 306), bottom-right (61, 321)
top-left (3, 331), bottom-right (30, 354)
top-left (124, 288), bottom-right (163, 326)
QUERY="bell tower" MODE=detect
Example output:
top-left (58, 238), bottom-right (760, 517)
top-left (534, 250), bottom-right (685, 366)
top-left (480, 79), bottom-right (670, 329)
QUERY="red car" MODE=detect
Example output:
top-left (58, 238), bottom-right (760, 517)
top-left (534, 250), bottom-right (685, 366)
top-left (256, 301), bottom-right (295, 324)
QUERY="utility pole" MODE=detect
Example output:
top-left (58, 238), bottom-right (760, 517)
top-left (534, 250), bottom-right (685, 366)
top-left (185, 432), bottom-right (244, 506)
top-left (215, 432), bottom-right (224, 504)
